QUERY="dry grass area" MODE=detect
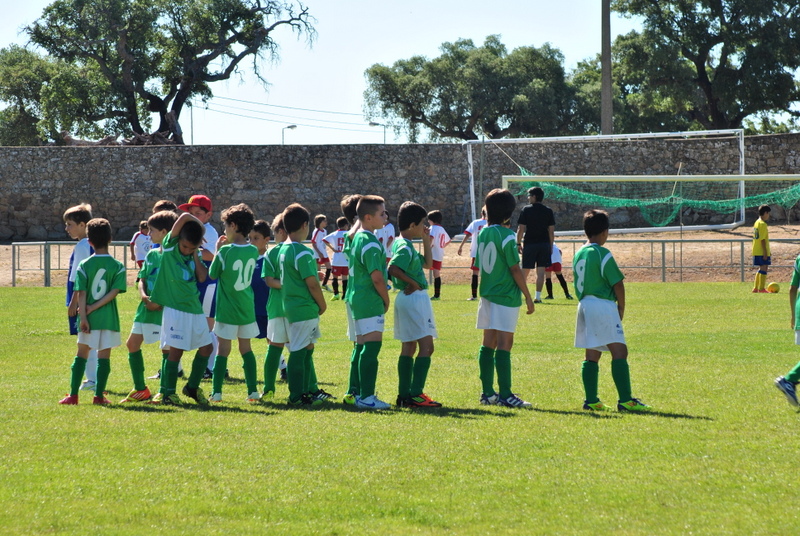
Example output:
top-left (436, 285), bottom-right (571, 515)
top-left (3, 224), bottom-right (800, 287)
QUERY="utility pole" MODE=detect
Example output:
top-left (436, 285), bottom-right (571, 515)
top-left (601, 0), bottom-right (614, 134)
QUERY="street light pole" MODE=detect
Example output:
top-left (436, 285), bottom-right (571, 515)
top-left (282, 124), bottom-right (297, 145)
top-left (369, 121), bottom-right (386, 144)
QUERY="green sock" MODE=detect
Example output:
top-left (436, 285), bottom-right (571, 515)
top-left (128, 350), bottom-right (146, 391)
top-left (786, 362), bottom-right (800, 383)
top-left (611, 359), bottom-right (633, 403)
top-left (358, 341), bottom-right (382, 398)
top-left (397, 355), bottom-right (413, 398)
top-left (305, 348), bottom-right (318, 394)
top-left (212, 355), bottom-right (228, 394)
top-left (242, 351), bottom-right (258, 394)
top-left (287, 349), bottom-right (306, 403)
top-left (348, 343), bottom-right (363, 395)
top-left (582, 360), bottom-right (600, 404)
top-left (495, 349), bottom-right (512, 399)
top-left (187, 351), bottom-right (208, 389)
top-left (158, 356), bottom-right (168, 394)
top-left (95, 359), bottom-right (111, 397)
top-left (478, 346), bottom-right (495, 396)
top-left (69, 356), bottom-right (87, 396)
top-left (164, 360), bottom-right (179, 395)
top-left (263, 345), bottom-right (282, 393)
top-left (410, 356), bottom-right (431, 397)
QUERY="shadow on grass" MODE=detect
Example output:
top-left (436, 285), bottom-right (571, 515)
top-left (107, 403), bottom-right (279, 415)
top-left (532, 407), bottom-right (620, 419)
top-left (622, 410), bottom-right (713, 421)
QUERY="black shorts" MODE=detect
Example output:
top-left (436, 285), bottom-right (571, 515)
top-left (522, 242), bottom-right (552, 270)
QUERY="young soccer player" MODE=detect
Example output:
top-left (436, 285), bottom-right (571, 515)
top-left (340, 194), bottom-right (364, 403)
top-left (752, 204), bottom-right (772, 293)
top-left (544, 243), bottom-right (574, 300)
top-left (375, 214), bottom-right (396, 263)
top-left (121, 210), bottom-right (177, 403)
top-left (573, 209), bottom-right (650, 412)
top-left (249, 219), bottom-right (271, 342)
top-left (457, 208), bottom-right (487, 301)
top-left (348, 195), bottom-right (392, 410)
top-left (208, 203), bottom-right (261, 403)
top-left (63, 203), bottom-right (98, 391)
top-left (427, 209), bottom-right (450, 300)
top-left (311, 214), bottom-right (333, 291)
top-left (147, 212), bottom-right (213, 406)
top-left (279, 203), bottom-right (330, 405)
top-left (474, 190), bottom-right (534, 408)
top-left (323, 217), bottom-right (350, 301)
top-left (262, 215), bottom-right (289, 398)
top-left (774, 248), bottom-right (800, 407)
top-left (129, 220), bottom-right (151, 269)
top-left (59, 218), bottom-right (126, 405)
top-left (389, 202), bottom-right (442, 407)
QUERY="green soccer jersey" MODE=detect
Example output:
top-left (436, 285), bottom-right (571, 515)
top-left (343, 231), bottom-right (355, 303)
top-left (475, 225), bottom-right (522, 307)
top-left (133, 246), bottom-right (163, 325)
top-left (572, 243), bottom-right (624, 302)
top-left (279, 241), bottom-right (320, 323)
top-left (347, 229), bottom-right (388, 319)
top-left (389, 237), bottom-right (427, 291)
top-left (262, 243), bottom-right (286, 319)
top-left (209, 242), bottom-right (259, 326)
top-left (150, 231), bottom-right (204, 314)
top-left (74, 254), bottom-right (127, 331)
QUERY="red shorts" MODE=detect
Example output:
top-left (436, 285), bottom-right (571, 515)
top-left (545, 262), bottom-right (562, 273)
top-left (316, 257), bottom-right (330, 266)
top-left (470, 258), bottom-right (479, 272)
top-left (431, 260), bottom-right (443, 271)
top-left (332, 266), bottom-right (349, 277)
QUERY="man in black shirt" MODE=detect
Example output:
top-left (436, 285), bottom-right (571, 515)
top-left (515, 187), bottom-right (554, 303)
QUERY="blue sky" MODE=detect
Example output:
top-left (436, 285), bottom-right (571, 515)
top-left (2, 1), bottom-right (642, 145)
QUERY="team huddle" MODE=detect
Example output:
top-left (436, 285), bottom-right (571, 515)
top-left (57, 187), bottom-right (651, 412)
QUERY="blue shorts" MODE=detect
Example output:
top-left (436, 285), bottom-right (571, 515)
top-left (68, 314), bottom-right (79, 336)
top-left (255, 315), bottom-right (268, 339)
top-left (753, 256), bottom-right (771, 267)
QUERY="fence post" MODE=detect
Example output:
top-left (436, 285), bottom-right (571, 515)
top-left (740, 242), bottom-right (745, 282)
top-left (11, 243), bottom-right (16, 287)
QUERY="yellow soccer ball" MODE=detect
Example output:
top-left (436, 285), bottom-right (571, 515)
top-left (767, 282), bottom-right (780, 293)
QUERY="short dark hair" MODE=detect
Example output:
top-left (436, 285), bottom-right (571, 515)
top-left (484, 189), bottom-right (516, 225)
top-left (314, 214), bottom-right (327, 228)
top-left (148, 210), bottom-right (178, 232)
top-left (221, 203), bottom-right (255, 236)
top-left (152, 200), bottom-right (177, 214)
top-left (758, 204), bottom-right (772, 216)
top-left (179, 219), bottom-right (205, 246)
top-left (427, 210), bottom-right (443, 224)
top-left (86, 218), bottom-right (112, 248)
top-left (252, 219), bottom-right (271, 238)
top-left (336, 216), bottom-right (348, 229)
top-left (356, 195), bottom-right (385, 220)
top-left (398, 201), bottom-right (428, 231)
top-left (139, 220), bottom-right (149, 231)
top-left (583, 209), bottom-right (610, 238)
top-left (271, 214), bottom-right (285, 235)
top-left (528, 187), bottom-right (544, 202)
top-left (341, 194), bottom-right (362, 224)
top-left (63, 203), bottom-right (92, 224)
top-left (282, 203), bottom-right (310, 234)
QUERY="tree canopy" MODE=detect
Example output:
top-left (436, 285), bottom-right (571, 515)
top-left (364, 35), bottom-right (577, 142)
top-left (19, 0), bottom-right (313, 144)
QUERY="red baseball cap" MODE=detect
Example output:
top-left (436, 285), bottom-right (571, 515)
top-left (178, 195), bottom-right (212, 213)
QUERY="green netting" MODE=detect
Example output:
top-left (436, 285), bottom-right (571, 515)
top-left (514, 167), bottom-right (800, 227)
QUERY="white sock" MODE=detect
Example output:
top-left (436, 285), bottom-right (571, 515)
top-left (535, 291), bottom-right (542, 300)
top-left (84, 349), bottom-right (98, 382)
top-left (207, 331), bottom-right (218, 370)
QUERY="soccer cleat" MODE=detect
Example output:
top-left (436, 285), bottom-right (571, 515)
top-left (182, 385), bottom-right (210, 406)
top-left (467, 297), bottom-right (477, 301)
top-left (148, 370), bottom-right (161, 380)
top-left (148, 393), bottom-right (182, 406)
top-left (479, 393), bottom-right (500, 405)
top-left (120, 387), bottom-right (152, 403)
top-left (279, 368), bottom-right (288, 382)
top-left (311, 389), bottom-right (335, 401)
top-left (396, 395), bottom-right (411, 407)
top-left (79, 380), bottom-right (96, 391)
top-left (247, 392), bottom-right (262, 404)
top-left (342, 393), bottom-right (357, 405)
top-left (202, 368), bottom-right (213, 380)
top-left (355, 394), bottom-right (391, 410)
top-left (330, 294), bottom-right (340, 301)
top-left (617, 398), bottom-right (651, 412)
top-left (177, 369), bottom-right (185, 379)
top-left (583, 400), bottom-right (611, 411)
top-left (288, 394), bottom-right (323, 407)
top-left (209, 392), bottom-right (223, 403)
top-left (775, 376), bottom-right (799, 407)
top-left (752, 288), bottom-right (759, 293)
top-left (498, 394), bottom-right (532, 408)
top-left (58, 394), bottom-right (79, 405)
top-left (322, 284), bottom-right (331, 292)
top-left (544, 295), bottom-right (554, 300)
top-left (406, 393), bottom-right (443, 408)
top-left (262, 390), bottom-right (275, 401)
top-left (93, 396), bottom-right (112, 405)
top-left (566, 294), bottom-right (574, 300)
top-left (533, 299), bottom-right (543, 304)
top-left (758, 289), bottom-right (770, 293)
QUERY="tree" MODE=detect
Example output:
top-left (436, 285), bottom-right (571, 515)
top-left (364, 35), bottom-right (577, 142)
top-left (613, 0), bottom-right (800, 130)
top-left (25, 0), bottom-right (314, 143)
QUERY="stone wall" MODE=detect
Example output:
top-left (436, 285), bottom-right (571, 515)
top-left (1, 133), bottom-right (799, 241)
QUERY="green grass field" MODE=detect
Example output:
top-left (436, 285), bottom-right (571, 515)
top-left (1, 283), bottom-right (798, 535)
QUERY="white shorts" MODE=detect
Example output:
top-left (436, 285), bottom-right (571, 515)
top-left (78, 329), bottom-right (121, 351)
top-left (574, 295), bottom-right (626, 351)
top-left (130, 322), bottom-right (162, 345)
top-left (286, 318), bottom-right (321, 352)
top-left (394, 290), bottom-right (437, 342)
top-left (345, 302), bottom-right (357, 342)
top-left (476, 298), bottom-right (520, 333)
top-left (160, 307), bottom-right (212, 351)
top-left (266, 316), bottom-right (289, 344)
top-left (354, 315), bottom-right (385, 337)
top-left (794, 330), bottom-right (800, 345)
top-left (214, 321), bottom-right (260, 341)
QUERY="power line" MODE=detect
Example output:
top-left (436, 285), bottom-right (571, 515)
top-left (209, 101), bottom-right (372, 127)
top-left (213, 95), bottom-right (364, 117)
top-left (202, 106), bottom-right (380, 134)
